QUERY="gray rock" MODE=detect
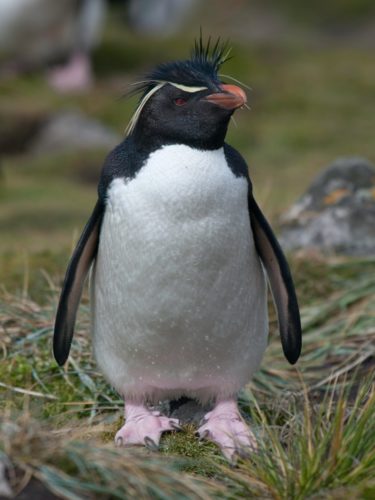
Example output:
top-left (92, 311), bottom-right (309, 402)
top-left (0, 458), bottom-right (12, 498)
top-left (150, 398), bottom-right (211, 426)
top-left (30, 110), bottom-right (121, 154)
top-left (128, 0), bottom-right (196, 36)
top-left (279, 157), bottom-right (375, 256)
top-left (168, 399), bottom-right (211, 426)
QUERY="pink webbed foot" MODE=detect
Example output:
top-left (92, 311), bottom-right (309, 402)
top-left (115, 402), bottom-right (180, 449)
top-left (197, 399), bottom-right (257, 461)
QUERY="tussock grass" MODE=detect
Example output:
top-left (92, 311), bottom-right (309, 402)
top-left (0, 256), bottom-right (374, 498)
top-left (1, 382), bottom-right (374, 498)
top-left (227, 380), bottom-right (375, 498)
top-left (1, 416), bottom-right (220, 499)
top-left (255, 259), bottom-right (375, 395)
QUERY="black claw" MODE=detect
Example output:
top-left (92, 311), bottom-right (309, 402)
top-left (115, 436), bottom-right (123, 447)
top-left (198, 429), bottom-right (210, 441)
top-left (234, 448), bottom-right (250, 460)
top-left (170, 422), bottom-right (182, 431)
top-left (144, 436), bottom-right (159, 451)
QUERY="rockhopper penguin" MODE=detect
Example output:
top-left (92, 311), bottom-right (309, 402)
top-left (53, 38), bottom-right (302, 460)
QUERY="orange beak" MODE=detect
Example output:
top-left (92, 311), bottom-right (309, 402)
top-left (204, 84), bottom-right (247, 110)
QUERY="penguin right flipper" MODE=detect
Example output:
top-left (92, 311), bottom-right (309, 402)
top-left (53, 200), bottom-right (103, 366)
top-left (248, 195), bottom-right (302, 364)
top-left (223, 143), bottom-right (301, 365)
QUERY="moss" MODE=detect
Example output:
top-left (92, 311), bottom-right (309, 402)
top-left (160, 425), bottom-right (221, 476)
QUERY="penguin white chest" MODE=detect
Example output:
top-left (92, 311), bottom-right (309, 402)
top-left (92, 144), bottom-right (268, 402)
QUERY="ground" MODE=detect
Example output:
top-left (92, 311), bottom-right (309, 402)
top-left (0, 4), bottom-right (374, 498)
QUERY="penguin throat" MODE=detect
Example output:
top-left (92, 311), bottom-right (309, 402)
top-left (132, 122), bottom-right (229, 152)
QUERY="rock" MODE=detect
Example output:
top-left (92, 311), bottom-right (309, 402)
top-left (0, 458), bottom-right (12, 498)
top-left (279, 157), bottom-right (375, 256)
top-left (168, 398), bottom-right (211, 426)
top-left (0, 109), bottom-right (47, 155)
top-left (3, 477), bottom-right (59, 500)
top-left (30, 110), bottom-right (121, 154)
top-left (128, 0), bottom-right (196, 36)
top-left (150, 397), bottom-right (211, 426)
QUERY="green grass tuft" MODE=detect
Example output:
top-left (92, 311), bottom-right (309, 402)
top-left (226, 381), bottom-right (375, 499)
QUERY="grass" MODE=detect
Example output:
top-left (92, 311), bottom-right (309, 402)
top-left (226, 381), bottom-right (375, 498)
top-left (1, 257), bottom-right (374, 497)
top-left (1, 417), bottom-right (221, 499)
top-left (2, 380), bottom-right (374, 499)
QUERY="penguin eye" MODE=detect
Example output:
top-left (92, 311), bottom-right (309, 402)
top-left (174, 97), bottom-right (187, 106)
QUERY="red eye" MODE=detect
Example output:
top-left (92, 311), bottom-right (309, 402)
top-left (174, 98), bottom-right (187, 106)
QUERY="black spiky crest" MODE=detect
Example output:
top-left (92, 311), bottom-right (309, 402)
top-left (131, 34), bottom-right (231, 98)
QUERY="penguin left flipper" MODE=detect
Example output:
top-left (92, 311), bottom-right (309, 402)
top-left (53, 200), bottom-right (103, 366)
top-left (249, 194), bottom-right (302, 364)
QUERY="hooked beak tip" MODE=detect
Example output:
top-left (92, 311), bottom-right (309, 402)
top-left (204, 83), bottom-right (247, 110)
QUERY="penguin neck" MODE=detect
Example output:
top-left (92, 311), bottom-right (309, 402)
top-left (130, 123), bottom-right (228, 153)
top-left (131, 129), bottom-right (168, 156)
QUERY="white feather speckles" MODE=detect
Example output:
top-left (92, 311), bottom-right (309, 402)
top-left (91, 144), bottom-right (268, 403)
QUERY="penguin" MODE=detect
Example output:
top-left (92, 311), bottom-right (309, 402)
top-left (53, 37), bottom-right (302, 460)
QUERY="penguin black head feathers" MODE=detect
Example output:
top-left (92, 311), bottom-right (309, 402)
top-left (134, 36), bottom-right (231, 95)
top-left (126, 36), bottom-right (246, 150)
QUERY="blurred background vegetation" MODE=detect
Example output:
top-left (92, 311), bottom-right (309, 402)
top-left (0, 0), bottom-right (374, 298)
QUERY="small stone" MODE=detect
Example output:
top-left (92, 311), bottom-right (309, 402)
top-left (279, 157), bottom-right (375, 256)
top-left (0, 459), bottom-right (12, 498)
top-left (151, 398), bottom-right (212, 426)
top-left (169, 398), bottom-right (211, 425)
top-left (30, 110), bottom-right (121, 154)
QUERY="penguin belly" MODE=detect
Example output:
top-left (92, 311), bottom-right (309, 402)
top-left (91, 144), bottom-right (268, 403)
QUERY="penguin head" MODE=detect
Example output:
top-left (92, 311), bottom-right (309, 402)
top-left (127, 37), bottom-right (247, 150)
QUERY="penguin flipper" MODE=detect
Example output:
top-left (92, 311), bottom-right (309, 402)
top-left (53, 200), bottom-right (103, 366)
top-left (249, 195), bottom-right (302, 364)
